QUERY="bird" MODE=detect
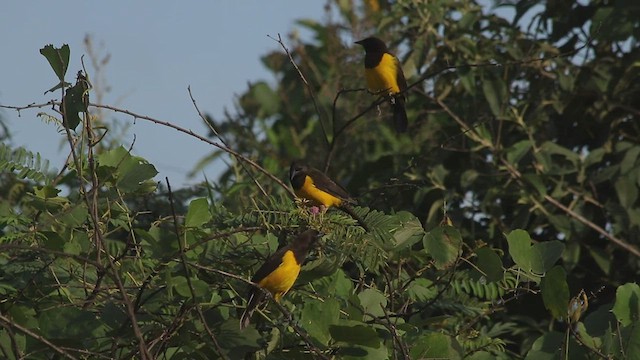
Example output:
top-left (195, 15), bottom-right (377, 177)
top-left (239, 229), bottom-right (322, 330)
top-left (289, 161), bottom-right (369, 231)
top-left (355, 36), bottom-right (408, 133)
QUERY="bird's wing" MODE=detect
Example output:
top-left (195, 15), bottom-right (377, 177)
top-left (250, 245), bottom-right (291, 284)
top-left (307, 167), bottom-right (356, 203)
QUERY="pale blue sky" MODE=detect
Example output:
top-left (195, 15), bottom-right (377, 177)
top-left (1, 2), bottom-right (327, 187)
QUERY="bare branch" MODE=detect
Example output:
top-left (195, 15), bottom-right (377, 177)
top-left (188, 86), bottom-right (268, 197)
top-left (268, 33), bottom-right (330, 148)
top-left (0, 313), bottom-right (79, 360)
top-left (88, 102), bottom-right (296, 198)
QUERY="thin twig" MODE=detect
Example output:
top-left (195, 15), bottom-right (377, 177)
top-left (502, 159), bottom-right (640, 257)
top-left (0, 313), bottom-right (79, 360)
top-left (380, 304), bottom-right (410, 360)
top-left (434, 88), bottom-right (640, 258)
top-left (323, 94), bottom-right (387, 170)
top-left (88, 102), bottom-right (296, 198)
top-left (569, 325), bottom-right (611, 359)
top-left (70, 76), bottom-right (151, 358)
top-left (267, 292), bottom-right (331, 360)
top-left (165, 177), bottom-right (228, 360)
top-left (188, 86), bottom-right (268, 197)
top-left (323, 87), bottom-right (367, 172)
top-left (268, 33), bottom-right (330, 149)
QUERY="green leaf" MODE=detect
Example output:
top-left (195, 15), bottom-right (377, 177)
top-left (40, 44), bottom-right (70, 82)
top-left (524, 331), bottom-right (565, 360)
top-left (63, 236), bottom-right (83, 256)
top-left (98, 146), bottom-right (158, 193)
top-left (620, 146), bottom-right (640, 174)
top-left (540, 266), bottom-right (569, 320)
top-left (482, 73), bottom-right (507, 117)
top-left (39, 307), bottom-right (98, 339)
top-left (615, 176), bottom-right (638, 209)
top-left (467, 352), bottom-right (497, 360)
top-left (329, 323), bottom-right (380, 348)
top-left (423, 225), bottom-right (462, 270)
top-left (61, 75), bottom-right (89, 130)
top-left (460, 169), bottom-right (479, 188)
top-left (474, 247), bottom-right (503, 283)
top-left (172, 276), bottom-right (209, 298)
top-left (507, 229), bottom-right (531, 270)
top-left (522, 174), bottom-right (547, 197)
top-left (530, 241), bottom-right (565, 274)
top-left (583, 147), bottom-right (606, 168)
top-left (507, 230), bottom-right (564, 274)
top-left (612, 283), bottom-right (640, 327)
top-left (410, 332), bottom-right (458, 359)
top-left (391, 211), bottom-right (424, 250)
top-left (7, 306), bottom-right (38, 329)
top-left (506, 140), bottom-right (532, 164)
top-left (406, 278), bottom-right (437, 302)
top-left (59, 203), bottom-right (88, 227)
top-left (337, 342), bottom-right (389, 360)
top-left (535, 142), bottom-right (579, 175)
top-left (587, 246), bottom-right (611, 275)
top-left (301, 298), bottom-right (340, 345)
top-left (33, 185), bottom-right (60, 198)
top-left (357, 288), bottom-right (387, 320)
top-left (626, 322), bottom-right (640, 359)
top-left (42, 231), bottom-right (65, 251)
top-left (185, 198), bottom-right (211, 227)
top-left (217, 318), bottom-right (261, 356)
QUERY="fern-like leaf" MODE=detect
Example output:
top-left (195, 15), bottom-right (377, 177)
top-left (0, 144), bottom-right (54, 184)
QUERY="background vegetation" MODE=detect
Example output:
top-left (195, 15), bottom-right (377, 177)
top-left (1, 0), bottom-right (640, 359)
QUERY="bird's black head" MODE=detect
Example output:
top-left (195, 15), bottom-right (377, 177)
top-left (355, 37), bottom-right (389, 53)
top-left (295, 229), bottom-right (324, 248)
top-left (290, 229), bottom-right (324, 263)
top-left (289, 160), bottom-right (309, 182)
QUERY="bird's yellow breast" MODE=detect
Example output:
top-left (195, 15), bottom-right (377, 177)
top-left (257, 250), bottom-right (301, 301)
top-left (364, 53), bottom-right (402, 94)
top-left (295, 176), bottom-right (343, 208)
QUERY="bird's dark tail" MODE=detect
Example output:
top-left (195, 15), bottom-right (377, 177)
top-left (392, 95), bottom-right (408, 133)
top-left (339, 204), bottom-right (370, 232)
top-left (239, 287), bottom-right (264, 330)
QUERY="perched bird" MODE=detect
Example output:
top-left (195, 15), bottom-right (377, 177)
top-left (240, 229), bottom-right (322, 330)
top-left (289, 161), bottom-right (369, 231)
top-left (355, 36), bottom-right (408, 133)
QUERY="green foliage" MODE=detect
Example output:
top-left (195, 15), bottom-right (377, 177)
top-left (2, 0), bottom-right (640, 359)
top-left (40, 44), bottom-right (70, 87)
top-left (0, 144), bottom-right (53, 184)
top-left (540, 266), bottom-right (569, 320)
top-left (612, 283), bottom-right (640, 327)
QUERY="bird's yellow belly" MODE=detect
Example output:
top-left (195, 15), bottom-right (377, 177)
top-left (295, 176), bottom-right (343, 208)
top-left (364, 54), bottom-right (401, 94)
top-left (257, 251), bottom-right (300, 301)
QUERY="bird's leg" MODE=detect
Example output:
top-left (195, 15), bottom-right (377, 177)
top-left (368, 87), bottom-right (391, 96)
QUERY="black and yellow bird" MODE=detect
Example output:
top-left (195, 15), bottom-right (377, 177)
top-left (289, 161), bottom-right (369, 231)
top-left (239, 229), bottom-right (322, 330)
top-left (355, 36), bottom-right (408, 133)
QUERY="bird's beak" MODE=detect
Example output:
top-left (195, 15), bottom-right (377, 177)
top-left (354, 40), bottom-right (362, 45)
